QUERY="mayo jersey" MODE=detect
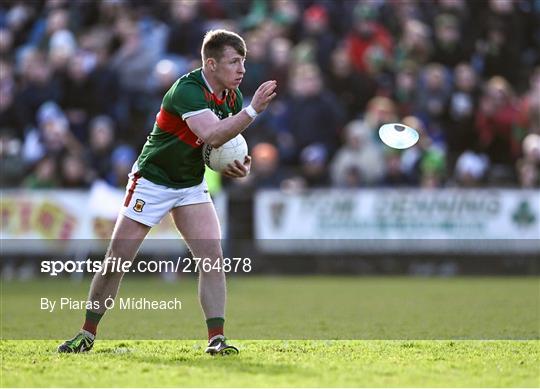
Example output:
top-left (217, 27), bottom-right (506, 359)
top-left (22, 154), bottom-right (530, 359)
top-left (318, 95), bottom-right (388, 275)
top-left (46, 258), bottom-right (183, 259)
top-left (136, 68), bottom-right (243, 188)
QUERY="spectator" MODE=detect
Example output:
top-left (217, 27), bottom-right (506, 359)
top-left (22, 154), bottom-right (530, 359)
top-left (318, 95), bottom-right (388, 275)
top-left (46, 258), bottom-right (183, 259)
top-left (1, 1), bottom-right (538, 191)
top-left (330, 114), bottom-right (387, 187)
top-left (0, 129), bottom-right (25, 187)
top-left (21, 101), bottom-right (81, 164)
top-left (326, 44), bottom-right (376, 121)
top-left (363, 40), bottom-right (394, 97)
top-left (251, 142), bottom-right (282, 188)
top-left (166, 0), bottom-right (205, 61)
top-left (83, 28), bottom-right (121, 126)
top-left (0, 61), bottom-right (23, 139)
top-left (346, 3), bottom-right (393, 74)
top-left (0, 27), bottom-right (15, 62)
top-left (60, 52), bottom-right (95, 141)
top-left (299, 4), bottom-right (336, 74)
top-left (522, 134), bottom-right (540, 164)
top-left (33, 7), bottom-right (70, 50)
top-left (517, 134), bottom-right (540, 188)
top-left (60, 153), bottom-right (90, 188)
top-left (392, 62), bottom-right (418, 118)
top-left (48, 28), bottom-right (77, 78)
top-left (394, 19), bottom-right (431, 70)
top-left (475, 76), bottom-right (520, 182)
top-left (476, 0), bottom-right (523, 85)
top-left (4, 3), bottom-right (37, 49)
top-left (85, 115), bottom-right (116, 183)
top-left (430, 13), bottom-right (471, 68)
top-left (22, 155), bottom-right (58, 189)
top-left (239, 31), bottom-right (269, 98)
top-left (454, 150), bottom-right (489, 187)
top-left (110, 15), bottom-right (159, 137)
top-left (272, 62), bottom-right (345, 164)
top-left (299, 143), bottom-right (329, 188)
top-left (400, 115), bottom-right (446, 186)
top-left (146, 58), bottom-right (183, 131)
top-left (517, 159), bottom-right (539, 188)
top-left (233, 142), bottom-right (287, 190)
top-left (360, 96), bottom-right (398, 138)
top-left (108, 144), bottom-right (136, 188)
top-left (266, 36), bottom-right (292, 90)
top-left (415, 63), bottom-right (451, 144)
top-left (420, 148), bottom-right (446, 188)
top-left (516, 67), bottom-right (540, 138)
top-left (14, 49), bottom-right (61, 130)
top-left (381, 149), bottom-right (410, 187)
top-left (267, 0), bottom-right (302, 42)
top-left (443, 62), bottom-right (480, 175)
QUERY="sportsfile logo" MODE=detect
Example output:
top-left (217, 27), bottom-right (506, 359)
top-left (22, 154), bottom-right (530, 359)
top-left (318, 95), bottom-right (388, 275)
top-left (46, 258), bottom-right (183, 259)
top-left (40, 257), bottom-right (253, 276)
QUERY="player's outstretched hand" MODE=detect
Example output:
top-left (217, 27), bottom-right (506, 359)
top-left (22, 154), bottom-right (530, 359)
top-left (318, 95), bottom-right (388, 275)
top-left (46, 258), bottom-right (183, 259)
top-left (222, 155), bottom-right (251, 178)
top-left (250, 80), bottom-right (277, 114)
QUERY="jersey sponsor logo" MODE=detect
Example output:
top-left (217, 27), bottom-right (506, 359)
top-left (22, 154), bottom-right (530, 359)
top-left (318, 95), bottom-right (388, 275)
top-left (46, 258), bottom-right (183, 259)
top-left (133, 199), bottom-right (146, 213)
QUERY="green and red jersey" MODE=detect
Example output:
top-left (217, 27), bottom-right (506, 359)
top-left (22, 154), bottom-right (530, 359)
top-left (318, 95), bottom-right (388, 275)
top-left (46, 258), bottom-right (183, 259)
top-left (136, 68), bottom-right (243, 188)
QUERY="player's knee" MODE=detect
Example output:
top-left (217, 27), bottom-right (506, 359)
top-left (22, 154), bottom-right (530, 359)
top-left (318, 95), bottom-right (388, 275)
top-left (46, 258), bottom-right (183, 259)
top-left (193, 246), bottom-right (223, 263)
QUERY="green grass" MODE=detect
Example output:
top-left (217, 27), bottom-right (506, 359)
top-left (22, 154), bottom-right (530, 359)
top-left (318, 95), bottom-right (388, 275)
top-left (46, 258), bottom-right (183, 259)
top-left (1, 339), bottom-right (538, 387)
top-left (1, 276), bottom-right (539, 387)
top-left (2, 277), bottom-right (539, 339)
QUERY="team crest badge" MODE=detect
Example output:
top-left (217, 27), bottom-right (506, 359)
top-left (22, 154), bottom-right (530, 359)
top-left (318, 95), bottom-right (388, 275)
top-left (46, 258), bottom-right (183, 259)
top-left (133, 199), bottom-right (145, 213)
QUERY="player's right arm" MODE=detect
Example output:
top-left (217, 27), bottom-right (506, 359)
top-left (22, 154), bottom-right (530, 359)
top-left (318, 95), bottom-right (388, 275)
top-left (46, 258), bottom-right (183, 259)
top-left (186, 80), bottom-right (277, 148)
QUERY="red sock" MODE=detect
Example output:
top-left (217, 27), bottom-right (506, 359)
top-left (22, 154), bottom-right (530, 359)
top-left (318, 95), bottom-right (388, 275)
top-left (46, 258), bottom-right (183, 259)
top-left (82, 310), bottom-right (103, 336)
top-left (206, 317), bottom-right (224, 340)
top-left (82, 321), bottom-right (98, 336)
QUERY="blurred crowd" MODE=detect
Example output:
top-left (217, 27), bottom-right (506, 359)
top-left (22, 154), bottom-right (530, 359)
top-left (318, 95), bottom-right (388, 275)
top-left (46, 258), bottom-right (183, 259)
top-left (1, 0), bottom-right (539, 191)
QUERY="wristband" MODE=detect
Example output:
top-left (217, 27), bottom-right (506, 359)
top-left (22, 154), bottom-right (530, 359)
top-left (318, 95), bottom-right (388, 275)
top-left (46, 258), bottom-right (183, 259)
top-left (245, 104), bottom-right (258, 119)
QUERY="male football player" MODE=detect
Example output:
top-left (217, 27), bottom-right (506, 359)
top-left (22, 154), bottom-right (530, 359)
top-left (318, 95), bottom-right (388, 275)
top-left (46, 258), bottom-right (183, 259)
top-left (58, 29), bottom-right (277, 355)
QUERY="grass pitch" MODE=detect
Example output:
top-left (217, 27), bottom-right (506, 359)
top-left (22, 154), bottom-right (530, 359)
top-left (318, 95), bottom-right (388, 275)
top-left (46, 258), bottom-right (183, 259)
top-left (1, 276), bottom-right (539, 387)
top-left (1, 339), bottom-right (538, 387)
top-left (2, 276), bottom-right (538, 339)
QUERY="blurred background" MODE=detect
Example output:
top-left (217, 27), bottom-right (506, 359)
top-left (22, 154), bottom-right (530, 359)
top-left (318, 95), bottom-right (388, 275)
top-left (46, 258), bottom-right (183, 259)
top-left (1, 0), bottom-right (539, 279)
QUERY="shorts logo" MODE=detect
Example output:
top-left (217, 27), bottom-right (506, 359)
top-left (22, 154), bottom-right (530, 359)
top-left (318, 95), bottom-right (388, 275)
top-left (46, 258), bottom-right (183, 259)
top-left (133, 199), bottom-right (146, 213)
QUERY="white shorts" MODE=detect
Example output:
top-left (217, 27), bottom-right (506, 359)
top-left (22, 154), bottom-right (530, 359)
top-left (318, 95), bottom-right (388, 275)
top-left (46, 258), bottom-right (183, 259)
top-left (121, 166), bottom-right (212, 227)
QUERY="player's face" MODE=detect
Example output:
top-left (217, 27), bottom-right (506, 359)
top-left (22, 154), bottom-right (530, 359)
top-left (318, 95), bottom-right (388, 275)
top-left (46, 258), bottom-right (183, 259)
top-left (215, 46), bottom-right (246, 90)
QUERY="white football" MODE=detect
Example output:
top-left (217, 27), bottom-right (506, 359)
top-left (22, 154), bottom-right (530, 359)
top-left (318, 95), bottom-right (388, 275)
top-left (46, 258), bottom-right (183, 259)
top-left (202, 134), bottom-right (248, 172)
